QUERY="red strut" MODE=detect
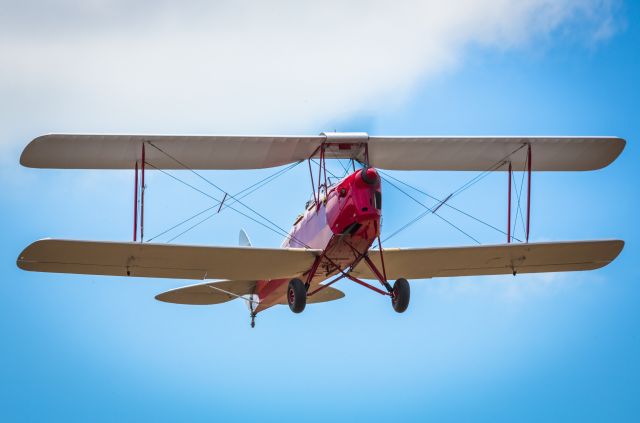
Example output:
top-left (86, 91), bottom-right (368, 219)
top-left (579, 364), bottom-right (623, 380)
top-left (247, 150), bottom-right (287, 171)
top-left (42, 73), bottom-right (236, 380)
top-left (526, 144), bottom-right (532, 243)
top-left (133, 161), bottom-right (138, 242)
top-left (141, 143), bottom-right (145, 242)
top-left (507, 161), bottom-right (512, 243)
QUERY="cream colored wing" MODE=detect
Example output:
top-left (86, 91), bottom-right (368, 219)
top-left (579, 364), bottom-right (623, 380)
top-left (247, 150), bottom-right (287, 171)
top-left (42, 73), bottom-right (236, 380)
top-left (351, 240), bottom-right (624, 280)
top-left (17, 239), bottom-right (321, 280)
top-left (367, 136), bottom-right (625, 171)
top-left (20, 133), bottom-right (624, 171)
top-left (20, 134), bottom-right (325, 169)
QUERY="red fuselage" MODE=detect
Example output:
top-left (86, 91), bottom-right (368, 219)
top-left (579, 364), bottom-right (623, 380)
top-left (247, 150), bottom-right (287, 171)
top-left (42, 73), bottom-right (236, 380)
top-left (254, 168), bottom-right (382, 312)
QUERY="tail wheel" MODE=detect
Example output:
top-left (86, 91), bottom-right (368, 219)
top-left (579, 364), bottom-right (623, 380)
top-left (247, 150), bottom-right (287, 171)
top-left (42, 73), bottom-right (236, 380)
top-left (391, 278), bottom-right (410, 313)
top-left (287, 278), bottom-right (307, 313)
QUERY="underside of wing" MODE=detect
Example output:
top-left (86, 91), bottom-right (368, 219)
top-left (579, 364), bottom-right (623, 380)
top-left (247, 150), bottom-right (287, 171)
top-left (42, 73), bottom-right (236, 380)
top-left (155, 280), bottom-right (257, 305)
top-left (20, 133), bottom-right (624, 171)
top-left (20, 134), bottom-right (326, 169)
top-left (351, 240), bottom-right (624, 280)
top-left (367, 136), bottom-right (625, 171)
top-left (17, 239), bottom-right (321, 280)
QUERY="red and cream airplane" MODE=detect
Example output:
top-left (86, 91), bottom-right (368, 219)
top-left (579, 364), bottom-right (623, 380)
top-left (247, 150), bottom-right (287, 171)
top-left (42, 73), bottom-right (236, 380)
top-left (17, 132), bottom-right (625, 327)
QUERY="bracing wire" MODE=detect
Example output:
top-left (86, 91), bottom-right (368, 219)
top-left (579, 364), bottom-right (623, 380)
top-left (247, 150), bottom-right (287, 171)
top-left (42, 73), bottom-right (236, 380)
top-left (511, 153), bottom-right (529, 238)
top-left (165, 163), bottom-right (301, 243)
top-left (145, 141), bottom-right (312, 247)
top-left (375, 144), bottom-right (529, 246)
top-left (146, 161), bottom-right (299, 242)
top-left (379, 170), bottom-right (522, 243)
top-left (145, 162), bottom-right (304, 245)
top-left (380, 177), bottom-right (481, 245)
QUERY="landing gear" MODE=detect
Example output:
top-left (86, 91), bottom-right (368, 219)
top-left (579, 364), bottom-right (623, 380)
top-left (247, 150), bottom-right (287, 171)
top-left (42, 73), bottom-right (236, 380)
top-left (391, 278), bottom-right (410, 313)
top-left (248, 293), bottom-right (257, 328)
top-left (287, 278), bottom-right (307, 313)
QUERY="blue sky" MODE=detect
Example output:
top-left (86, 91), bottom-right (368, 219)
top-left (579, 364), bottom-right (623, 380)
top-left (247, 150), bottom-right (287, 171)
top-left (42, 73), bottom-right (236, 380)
top-left (1, 1), bottom-right (638, 422)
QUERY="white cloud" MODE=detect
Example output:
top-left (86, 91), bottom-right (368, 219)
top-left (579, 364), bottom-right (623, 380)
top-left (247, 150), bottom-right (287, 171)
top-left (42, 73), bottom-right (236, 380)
top-left (0, 0), bottom-right (618, 150)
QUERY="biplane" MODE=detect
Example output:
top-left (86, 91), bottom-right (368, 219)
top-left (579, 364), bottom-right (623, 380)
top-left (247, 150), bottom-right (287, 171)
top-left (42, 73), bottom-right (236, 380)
top-left (17, 132), bottom-right (625, 327)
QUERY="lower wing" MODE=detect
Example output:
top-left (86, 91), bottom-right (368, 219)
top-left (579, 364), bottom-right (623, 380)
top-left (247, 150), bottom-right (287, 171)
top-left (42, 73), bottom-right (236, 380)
top-left (351, 240), bottom-right (624, 280)
top-left (17, 239), bottom-right (321, 281)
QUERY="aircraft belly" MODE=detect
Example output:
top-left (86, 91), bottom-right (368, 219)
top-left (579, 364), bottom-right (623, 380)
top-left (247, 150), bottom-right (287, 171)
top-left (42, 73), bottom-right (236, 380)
top-left (254, 221), bottom-right (378, 313)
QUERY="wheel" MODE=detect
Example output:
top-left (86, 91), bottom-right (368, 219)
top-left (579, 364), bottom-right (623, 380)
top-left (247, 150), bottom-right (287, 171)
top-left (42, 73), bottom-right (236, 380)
top-left (287, 278), bottom-right (307, 313)
top-left (391, 278), bottom-right (410, 313)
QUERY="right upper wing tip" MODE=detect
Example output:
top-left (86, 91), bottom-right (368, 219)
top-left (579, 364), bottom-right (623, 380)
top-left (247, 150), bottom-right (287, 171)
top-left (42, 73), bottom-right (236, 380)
top-left (609, 239), bottom-right (625, 259)
top-left (601, 137), bottom-right (626, 170)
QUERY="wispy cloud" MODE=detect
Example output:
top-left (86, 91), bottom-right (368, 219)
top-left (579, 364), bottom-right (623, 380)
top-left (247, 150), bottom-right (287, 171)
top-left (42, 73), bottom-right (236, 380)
top-left (0, 0), bottom-right (619, 151)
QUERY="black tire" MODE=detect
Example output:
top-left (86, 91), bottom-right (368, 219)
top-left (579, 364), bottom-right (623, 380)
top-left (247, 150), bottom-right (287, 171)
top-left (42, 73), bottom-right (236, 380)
top-left (287, 278), bottom-right (307, 313)
top-left (392, 278), bottom-right (410, 313)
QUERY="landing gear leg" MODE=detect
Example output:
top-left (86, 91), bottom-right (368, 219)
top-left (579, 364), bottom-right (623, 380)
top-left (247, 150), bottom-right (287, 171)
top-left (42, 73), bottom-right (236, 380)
top-left (248, 295), bottom-right (257, 328)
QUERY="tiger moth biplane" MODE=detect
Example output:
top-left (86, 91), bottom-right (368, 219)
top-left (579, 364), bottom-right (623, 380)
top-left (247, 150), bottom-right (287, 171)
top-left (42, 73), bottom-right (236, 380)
top-left (17, 132), bottom-right (625, 327)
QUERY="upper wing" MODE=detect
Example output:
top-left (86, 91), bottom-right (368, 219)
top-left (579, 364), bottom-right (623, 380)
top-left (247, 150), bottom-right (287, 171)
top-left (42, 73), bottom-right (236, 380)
top-left (351, 240), bottom-right (624, 280)
top-left (17, 239), bottom-right (321, 280)
top-left (20, 134), bottom-right (325, 169)
top-left (367, 136), bottom-right (625, 171)
top-left (21, 133), bottom-right (624, 171)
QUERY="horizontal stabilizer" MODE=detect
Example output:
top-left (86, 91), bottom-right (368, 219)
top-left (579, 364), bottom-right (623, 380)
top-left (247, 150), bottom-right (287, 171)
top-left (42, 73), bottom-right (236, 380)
top-left (17, 239), bottom-right (321, 280)
top-left (21, 133), bottom-right (624, 171)
top-left (157, 280), bottom-right (345, 306)
top-left (156, 280), bottom-right (256, 305)
top-left (351, 240), bottom-right (624, 280)
top-left (282, 286), bottom-right (345, 305)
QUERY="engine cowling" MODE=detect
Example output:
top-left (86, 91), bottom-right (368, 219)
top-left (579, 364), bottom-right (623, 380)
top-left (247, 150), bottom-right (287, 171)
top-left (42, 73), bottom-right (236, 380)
top-left (325, 168), bottom-right (381, 235)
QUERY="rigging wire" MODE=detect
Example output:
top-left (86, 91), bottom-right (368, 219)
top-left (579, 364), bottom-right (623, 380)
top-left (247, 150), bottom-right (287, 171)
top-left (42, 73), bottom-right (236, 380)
top-left (164, 163), bottom-right (300, 243)
top-left (448, 144), bottom-right (526, 198)
top-left (379, 170), bottom-right (522, 243)
top-left (380, 178), bottom-right (481, 244)
top-left (145, 141), bottom-right (310, 247)
top-left (146, 161), bottom-right (299, 242)
top-left (511, 153), bottom-right (529, 238)
top-left (375, 144), bottom-right (529, 246)
top-left (207, 285), bottom-right (259, 305)
top-left (335, 159), bottom-right (349, 178)
top-left (309, 158), bottom-right (341, 179)
top-left (148, 205), bottom-right (216, 242)
top-left (145, 161), bottom-right (310, 247)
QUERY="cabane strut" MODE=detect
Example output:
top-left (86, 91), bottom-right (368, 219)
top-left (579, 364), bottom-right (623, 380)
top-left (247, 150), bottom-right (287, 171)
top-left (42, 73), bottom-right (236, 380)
top-left (133, 142), bottom-right (146, 242)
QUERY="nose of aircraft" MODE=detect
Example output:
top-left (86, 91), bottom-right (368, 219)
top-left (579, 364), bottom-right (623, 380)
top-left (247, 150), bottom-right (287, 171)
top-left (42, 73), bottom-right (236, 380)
top-left (361, 167), bottom-right (380, 185)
